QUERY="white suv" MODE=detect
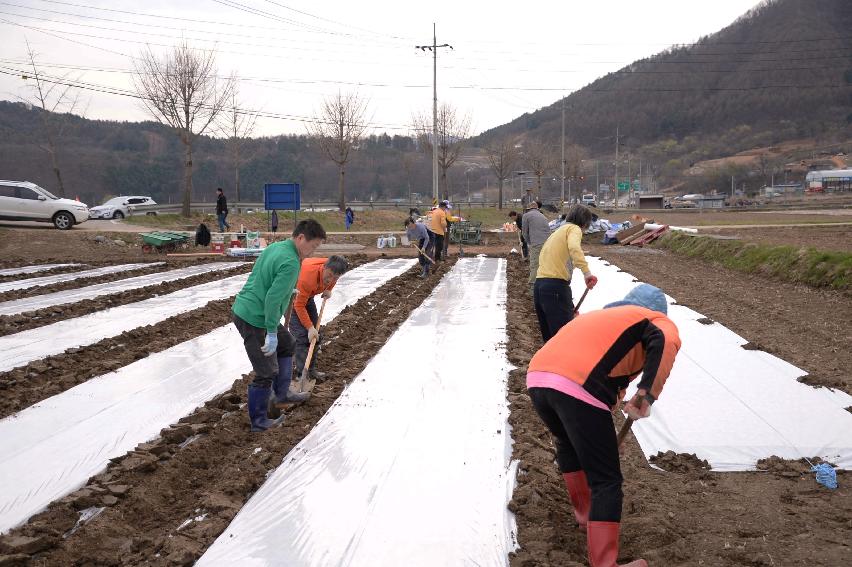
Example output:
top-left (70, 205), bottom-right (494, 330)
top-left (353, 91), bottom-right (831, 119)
top-left (0, 180), bottom-right (89, 230)
top-left (89, 196), bottom-right (157, 219)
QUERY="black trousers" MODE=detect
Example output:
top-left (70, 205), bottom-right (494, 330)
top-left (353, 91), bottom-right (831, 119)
top-left (232, 314), bottom-right (295, 388)
top-left (533, 277), bottom-right (574, 342)
top-left (520, 234), bottom-right (529, 259)
top-left (288, 297), bottom-right (320, 374)
top-left (529, 387), bottom-right (623, 522)
top-left (433, 233), bottom-right (445, 261)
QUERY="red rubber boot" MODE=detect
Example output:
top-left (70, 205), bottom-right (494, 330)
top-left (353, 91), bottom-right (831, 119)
top-left (562, 471), bottom-right (591, 529)
top-left (587, 521), bottom-right (647, 567)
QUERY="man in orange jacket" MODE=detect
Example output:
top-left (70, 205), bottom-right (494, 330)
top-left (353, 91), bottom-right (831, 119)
top-left (526, 284), bottom-right (680, 567)
top-left (288, 255), bottom-right (348, 388)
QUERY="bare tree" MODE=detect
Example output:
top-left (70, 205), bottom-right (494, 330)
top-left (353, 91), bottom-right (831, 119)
top-left (523, 138), bottom-right (556, 193)
top-left (222, 81), bottom-right (259, 210)
top-left (413, 103), bottom-right (472, 201)
top-left (401, 151), bottom-right (416, 204)
top-left (22, 41), bottom-right (82, 197)
top-left (307, 91), bottom-right (369, 211)
top-left (133, 42), bottom-right (234, 217)
top-left (485, 139), bottom-right (518, 209)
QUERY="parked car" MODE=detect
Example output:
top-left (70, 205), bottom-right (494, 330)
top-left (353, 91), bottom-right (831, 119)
top-left (89, 196), bottom-right (157, 219)
top-left (581, 193), bottom-right (597, 207)
top-left (0, 180), bottom-right (89, 229)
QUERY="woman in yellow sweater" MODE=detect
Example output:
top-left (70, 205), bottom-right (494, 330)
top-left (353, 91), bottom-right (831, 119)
top-left (533, 204), bottom-right (598, 341)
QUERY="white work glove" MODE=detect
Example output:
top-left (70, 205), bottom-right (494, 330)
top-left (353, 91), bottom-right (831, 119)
top-left (260, 332), bottom-right (278, 357)
top-left (308, 327), bottom-right (319, 343)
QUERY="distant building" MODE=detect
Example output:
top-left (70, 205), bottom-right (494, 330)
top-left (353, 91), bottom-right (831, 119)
top-left (696, 195), bottom-right (726, 209)
top-left (805, 169), bottom-right (852, 193)
top-left (638, 195), bottom-right (665, 209)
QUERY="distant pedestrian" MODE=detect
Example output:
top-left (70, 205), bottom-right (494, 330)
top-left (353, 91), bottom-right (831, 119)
top-left (216, 188), bottom-right (231, 233)
top-left (271, 210), bottom-right (279, 234)
top-left (521, 186), bottom-right (537, 210)
top-left (345, 207), bottom-right (355, 231)
top-left (521, 201), bottom-right (550, 294)
top-left (533, 204), bottom-right (598, 342)
top-left (442, 200), bottom-right (458, 257)
top-left (231, 219), bottom-right (327, 432)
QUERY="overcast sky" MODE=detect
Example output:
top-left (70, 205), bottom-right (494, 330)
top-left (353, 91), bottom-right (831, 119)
top-left (0, 0), bottom-right (763, 137)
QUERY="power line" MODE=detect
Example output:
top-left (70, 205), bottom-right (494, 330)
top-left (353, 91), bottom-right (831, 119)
top-left (0, 65), bottom-right (415, 130)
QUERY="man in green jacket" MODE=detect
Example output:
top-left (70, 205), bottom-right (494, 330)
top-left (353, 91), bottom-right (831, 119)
top-left (232, 219), bottom-right (326, 432)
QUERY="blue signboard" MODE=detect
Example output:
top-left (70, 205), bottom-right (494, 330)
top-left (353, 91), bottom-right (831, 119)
top-left (263, 183), bottom-right (300, 211)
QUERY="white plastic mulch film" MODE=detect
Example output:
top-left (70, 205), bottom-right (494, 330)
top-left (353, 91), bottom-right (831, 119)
top-left (199, 257), bottom-right (516, 567)
top-left (0, 262), bottom-right (245, 316)
top-left (0, 263), bottom-right (82, 276)
top-left (0, 262), bottom-right (162, 293)
top-left (0, 259), bottom-right (413, 534)
top-left (0, 273), bottom-right (249, 373)
top-left (569, 257), bottom-right (852, 472)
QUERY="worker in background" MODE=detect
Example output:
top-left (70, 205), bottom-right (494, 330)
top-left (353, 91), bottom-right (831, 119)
top-left (521, 185), bottom-right (537, 210)
top-left (232, 219), bottom-right (326, 432)
top-left (430, 200), bottom-right (448, 261)
top-left (508, 210), bottom-right (528, 259)
top-left (215, 187), bottom-right (231, 233)
top-left (534, 204), bottom-right (598, 342)
top-left (405, 217), bottom-right (433, 278)
top-left (526, 284), bottom-right (680, 567)
top-left (442, 200), bottom-right (460, 257)
top-left (345, 207), bottom-right (355, 231)
top-left (289, 255), bottom-right (349, 385)
top-left (521, 200), bottom-right (550, 295)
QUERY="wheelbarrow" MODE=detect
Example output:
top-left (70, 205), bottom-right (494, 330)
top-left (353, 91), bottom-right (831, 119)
top-left (141, 231), bottom-right (190, 254)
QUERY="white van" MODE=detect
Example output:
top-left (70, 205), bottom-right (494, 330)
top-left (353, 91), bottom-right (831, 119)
top-left (581, 194), bottom-right (597, 207)
top-left (0, 180), bottom-right (89, 229)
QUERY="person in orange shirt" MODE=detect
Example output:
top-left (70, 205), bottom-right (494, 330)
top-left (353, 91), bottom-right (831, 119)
top-left (288, 255), bottom-right (348, 389)
top-left (526, 284), bottom-right (681, 567)
top-left (429, 201), bottom-right (448, 261)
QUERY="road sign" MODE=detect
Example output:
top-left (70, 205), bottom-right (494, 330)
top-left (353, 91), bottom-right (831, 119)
top-left (263, 183), bottom-right (300, 210)
top-left (599, 184), bottom-right (610, 194)
top-left (617, 181), bottom-right (629, 191)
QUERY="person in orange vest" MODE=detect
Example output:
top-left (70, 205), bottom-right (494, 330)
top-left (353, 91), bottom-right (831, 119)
top-left (288, 255), bottom-right (348, 388)
top-left (429, 201), bottom-right (448, 261)
top-left (526, 284), bottom-right (681, 567)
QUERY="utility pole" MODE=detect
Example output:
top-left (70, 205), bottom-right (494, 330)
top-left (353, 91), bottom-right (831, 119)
top-left (561, 98), bottom-right (566, 208)
top-left (595, 160), bottom-right (600, 204)
top-left (417, 24), bottom-right (452, 205)
top-left (614, 125), bottom-right (620, 208)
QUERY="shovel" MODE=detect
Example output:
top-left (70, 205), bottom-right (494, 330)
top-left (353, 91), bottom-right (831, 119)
top-left (573, 288), bottom-right (590, 316)
top-left (415, 245), bottom-right (436, 264)
top-left (617, 417), bottom-right (635, 448)
top-left (296, 296), bottom-right (328, 394)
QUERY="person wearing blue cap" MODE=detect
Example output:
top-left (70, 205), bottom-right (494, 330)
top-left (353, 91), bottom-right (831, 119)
top-left (525, 283), bottom-right (681, 567)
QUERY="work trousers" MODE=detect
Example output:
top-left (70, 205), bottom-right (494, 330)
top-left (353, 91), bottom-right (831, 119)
top-left (527, 244), bottom-right (543, 291)
top-left (217, 212), bottom-right (230, 232)
top-left (418, 236), bottom-right (432, 266)
top-left (533, 277), bottom-right (574, 342)
top-left (432, 233), bottom-right (445, 261)
top-left (529, 387), bottom-right (623, 522)
top-left (232, 314), bottom-right (295, 388)
top-left (520, 234), bottom-right (529, 259)
top-left (289, 297), bottom-right (320, 374)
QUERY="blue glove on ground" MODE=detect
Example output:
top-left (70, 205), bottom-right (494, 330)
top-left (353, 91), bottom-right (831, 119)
top-left (260, 332), bottom-right (278, 357)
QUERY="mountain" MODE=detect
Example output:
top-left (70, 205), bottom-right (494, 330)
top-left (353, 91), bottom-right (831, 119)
top-left (476, 0), bottom-right (852, 191)
top-left (0, 101), bottom-right (434, 207)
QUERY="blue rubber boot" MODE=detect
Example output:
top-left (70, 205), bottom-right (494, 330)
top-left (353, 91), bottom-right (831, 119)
top-left (274, 356), bottom-right (310, 404)
top-left (248, 384), bottom-right (284, 432)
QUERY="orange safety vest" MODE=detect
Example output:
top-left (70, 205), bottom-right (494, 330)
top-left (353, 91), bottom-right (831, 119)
top-left (528, 305), bottom-right (681, 407)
